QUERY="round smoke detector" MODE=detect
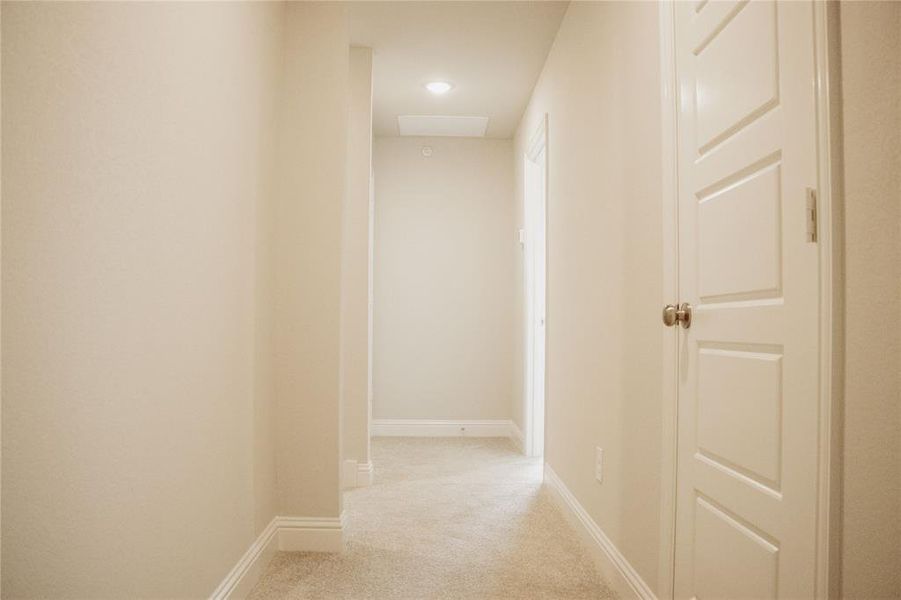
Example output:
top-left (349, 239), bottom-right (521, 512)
top-left (421, 146), bottom-right (433, 157)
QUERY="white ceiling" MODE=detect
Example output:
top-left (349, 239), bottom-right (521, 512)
top-left (347, 1), bottom-right (569, 139)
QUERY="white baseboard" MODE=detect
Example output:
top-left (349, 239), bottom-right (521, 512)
top-left (356, 461), bottom-right (373, 487)
top-left (343, 459), bottom-right (374, 488)
top-left (210, 518), bottom-right (279, 600)
top-left (509, 421), bottom-right (525, 453)
top-left (371, 418), bottom-right (514, 438)
top-left (543, 465), bottom-right (656, 600)
top-left (210, 514), bottom-right (345, 599)
top-left (278, 515), bottom-right (345, 552)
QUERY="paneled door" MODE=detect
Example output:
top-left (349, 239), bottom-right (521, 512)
top-left (671, 1), bottom-right (821, 598)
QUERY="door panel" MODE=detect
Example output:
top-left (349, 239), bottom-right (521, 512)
top-left (697, 346), bottom-right (782, 489)
top-left (693, 495), bottom-right (780, 600)
top-left (698, 162), bottom-right (782, 301)
top-left (694, 0), bottom-right (779, 153)
top-left (673, 1), bottom-right (820, 598)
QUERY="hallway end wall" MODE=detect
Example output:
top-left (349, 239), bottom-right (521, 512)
top-left (372, 136), bottom-right (515, 423)
top-left (514, 1), bottom-right (664, 592)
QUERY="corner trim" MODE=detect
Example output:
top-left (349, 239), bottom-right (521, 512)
top-left (544, 465), bottom-right (656, 600)
top-left (210, 514), bottom-right (345, 599)
top-left (356, 461), bottom-right (374, 487)
top-left (343, 460), bottom-right (374, 488)
top-left (371, 419), bottom-right (514, 438)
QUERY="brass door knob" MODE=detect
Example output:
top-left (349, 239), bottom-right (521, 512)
top-left (662, 302), bottom-right (692, 328)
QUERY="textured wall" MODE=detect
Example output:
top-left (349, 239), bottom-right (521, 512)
top-left (839, 2), bottom-right (901, 597)
top-left (1, 3), bottom-right (284, 596)
top-left (514, 1), bottom-right (664, 591)
top-left (373, 136), bottom-right (514, 421)
top-left (272, 2), bottom-right (348, 518)
top-left (342, 47), bottom-right (374, 470)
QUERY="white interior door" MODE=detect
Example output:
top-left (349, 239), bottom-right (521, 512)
top-left (525, 122), bottom-right (547, 458)
top-left (672, 1), bottom-right (821, 598)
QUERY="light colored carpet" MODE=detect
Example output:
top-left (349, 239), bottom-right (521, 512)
top-left (249, 437), bottom-right (616, 599)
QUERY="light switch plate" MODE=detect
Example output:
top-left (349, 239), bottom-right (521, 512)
top-left (595, 447), bottom-right (604, 483)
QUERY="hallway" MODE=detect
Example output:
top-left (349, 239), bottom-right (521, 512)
top-left (249, 439), bottom-right (613, 600)
top-left (2, 1), bottom-right (900, 598)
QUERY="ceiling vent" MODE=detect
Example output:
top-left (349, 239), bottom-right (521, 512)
top-left (397, 115), bottom-right (489, 138)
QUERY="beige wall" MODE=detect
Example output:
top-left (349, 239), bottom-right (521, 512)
top-left (1, 2), bottom-right (284, 596)
top-left (2, 1), bottom-right (353, 595)
top-left (1, 3), bottom-right (4, 587)
top-left (516, 2), bottom-right (901, 596)
top-left (342, 47), bottom-right (373, 470)
top-left (373, 136), bottom-right (514, 421)
top-left (514, 1), bottom-right (664, 592)
top-left (273, 2), bottom-right (348, 518)
top-left (839, 2), bottom-right (901, 597)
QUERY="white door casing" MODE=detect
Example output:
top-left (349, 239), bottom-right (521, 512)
top-left (669, 1), bottom-right (826, 598)
top-left (524, 116), bottom-right (547, 458)
top-left (367, 173), bottom-right (375, 456)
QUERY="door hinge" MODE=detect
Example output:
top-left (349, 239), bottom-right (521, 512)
top-left (806, 188), bottom-right (818, 243)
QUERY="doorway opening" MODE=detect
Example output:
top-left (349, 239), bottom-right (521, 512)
top-left (524, 117), bottom-right (547, 459)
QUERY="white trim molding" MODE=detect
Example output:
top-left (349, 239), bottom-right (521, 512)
top-left (278, 515), bottom-right (345, 553)
top-left (371, 419), bottom-right (514, 438)
top-left (523, 113), bottom-right (549, 460)
top-left (656, 3), bottom-right (679, 597)
top-left (343, 459), bottom-right (374, 488)
top-left (525, 113), bottom-right (548, 161)
top-left (210, 514), bottom-right (345, 599)
top-left (544, 465), bottom-right (656, 600)
top-left (210, 518), bottom-right (279, 600)
top-left (813, 2), bottom-right (843, 597)
top-left (356, 461), bottom-right (374, 487)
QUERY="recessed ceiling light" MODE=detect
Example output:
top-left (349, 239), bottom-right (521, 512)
top-left (425, 81), bottom-right (453, 95)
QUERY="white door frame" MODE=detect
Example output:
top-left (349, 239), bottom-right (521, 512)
top-left (366, 172), bottom-right (375, 462)
top-left (524, 115), bottom-right (548, 458)
top-left (655, 2), bottom-right (843, 597)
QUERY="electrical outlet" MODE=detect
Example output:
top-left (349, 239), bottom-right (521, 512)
top-left (595, 447), bottom-right (604, 483)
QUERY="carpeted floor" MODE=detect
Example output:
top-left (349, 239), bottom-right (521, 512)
top-left (249, 437), bottom-right (616, 599)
